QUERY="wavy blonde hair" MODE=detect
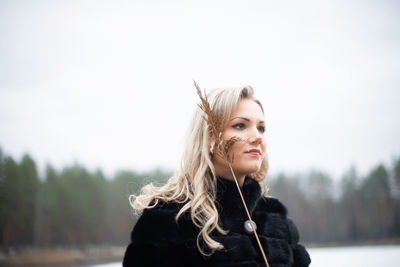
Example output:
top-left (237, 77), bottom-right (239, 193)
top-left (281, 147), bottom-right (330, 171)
top-left (129, 85), bottom-right (268, 255)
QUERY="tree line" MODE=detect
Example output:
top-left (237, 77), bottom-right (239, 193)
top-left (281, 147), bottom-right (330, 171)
top-left (0, 147), bottom-right (399, 250)
top-left (268, 161), bottom-right (400, 244)
top-left (0, 148), bottom-right (171, 251)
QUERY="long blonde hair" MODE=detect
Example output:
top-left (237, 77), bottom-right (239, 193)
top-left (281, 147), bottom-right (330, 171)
top-left (129, 85), bottom-right (268, 255)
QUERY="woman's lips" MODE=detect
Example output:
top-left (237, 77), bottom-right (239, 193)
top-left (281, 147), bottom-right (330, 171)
top-left (245, 149), bottom-right (261, 156)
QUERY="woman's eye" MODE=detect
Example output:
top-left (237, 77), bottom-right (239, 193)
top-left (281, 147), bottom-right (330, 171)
top-left (232, 123), bottom-right (245, 130)
top-left (258, 126), bottom-right (266, 133)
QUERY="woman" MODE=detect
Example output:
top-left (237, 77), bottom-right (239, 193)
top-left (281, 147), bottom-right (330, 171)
top-left (123, 85), bottom-right (311, 267)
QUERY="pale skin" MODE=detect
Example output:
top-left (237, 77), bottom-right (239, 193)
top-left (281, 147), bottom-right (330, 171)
top-left (212, 98), bottom-right (266, 187)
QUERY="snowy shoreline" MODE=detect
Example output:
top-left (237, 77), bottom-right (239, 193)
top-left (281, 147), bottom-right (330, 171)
top-left (0, 246), bottom-right (125, 266)
top-left (1, 242), bottom-right (400, 266)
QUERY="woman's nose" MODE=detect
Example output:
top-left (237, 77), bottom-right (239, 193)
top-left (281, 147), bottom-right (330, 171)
top-left (247, 127), bottom-right (263, 144)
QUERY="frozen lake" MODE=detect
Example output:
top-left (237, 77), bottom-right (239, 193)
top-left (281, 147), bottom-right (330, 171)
top-left (309, 245), bottom-right (399, 267)
top-left (89, 245), bottom-right (400, 267)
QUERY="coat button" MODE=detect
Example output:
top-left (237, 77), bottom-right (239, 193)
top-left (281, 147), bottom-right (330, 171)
top-left (244, 220), bottom-right (257, 234)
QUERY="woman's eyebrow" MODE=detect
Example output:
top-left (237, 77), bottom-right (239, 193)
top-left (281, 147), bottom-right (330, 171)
top-left (231, 116), bottom-right (250, 122)
top-left (231, 116), bottom-right (265, 123)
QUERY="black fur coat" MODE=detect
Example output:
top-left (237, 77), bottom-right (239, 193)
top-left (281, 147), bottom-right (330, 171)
top-left (123, 177), bottom-right (311, 267)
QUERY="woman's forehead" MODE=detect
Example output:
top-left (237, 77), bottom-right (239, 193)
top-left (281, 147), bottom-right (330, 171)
top-left (231, 99), bottom-right (264, 119)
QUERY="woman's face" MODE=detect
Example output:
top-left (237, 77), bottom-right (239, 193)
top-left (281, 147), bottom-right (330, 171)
top-left (212, 98), bottom-right (266, 178)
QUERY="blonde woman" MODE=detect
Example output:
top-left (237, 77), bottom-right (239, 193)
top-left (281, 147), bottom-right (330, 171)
top-left (123, 85), bottom-right (311, 267)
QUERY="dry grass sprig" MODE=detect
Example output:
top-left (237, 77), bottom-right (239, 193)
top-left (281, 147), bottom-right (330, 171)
top-left (193, 80), bottom-right (269, 267)
top-left (221, 136), bottom-right (242, 164)
top-left (194, 80), bottom-right (222, 145)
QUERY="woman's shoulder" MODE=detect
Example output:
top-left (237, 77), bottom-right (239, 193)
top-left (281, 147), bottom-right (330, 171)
top-left (124, 200), bottom-right (197, 267)
top-left (130, 200), bottom-right (185, 241)
top-left (255, 197), bottom-right (311, 265)
top-left (143, 199), bottom-right (183, 216)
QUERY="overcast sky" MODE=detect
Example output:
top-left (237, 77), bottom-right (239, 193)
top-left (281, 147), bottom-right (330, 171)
top-left (1, 0), bottom-right (399, 180)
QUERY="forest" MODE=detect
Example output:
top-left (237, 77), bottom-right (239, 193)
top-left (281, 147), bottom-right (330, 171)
top-left (0, 146), bottom-right (399, 251)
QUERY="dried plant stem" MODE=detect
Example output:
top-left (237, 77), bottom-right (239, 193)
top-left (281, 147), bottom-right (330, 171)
top-left (228, 164), bottom-right (270, 267)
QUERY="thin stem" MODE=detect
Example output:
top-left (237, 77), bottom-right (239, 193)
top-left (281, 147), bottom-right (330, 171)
top-left (228, 164), bottom-right (270, 267)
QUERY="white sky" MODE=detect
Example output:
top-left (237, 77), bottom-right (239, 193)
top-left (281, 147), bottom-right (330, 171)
top-left (0, 0), bottom-right (399, 180)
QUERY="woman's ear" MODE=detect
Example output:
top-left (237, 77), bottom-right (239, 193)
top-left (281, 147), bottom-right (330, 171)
top-left (210, 140), bottom-right (215, 155)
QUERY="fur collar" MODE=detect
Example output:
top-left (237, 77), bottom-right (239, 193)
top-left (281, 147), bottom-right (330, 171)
top-left (216, 176), bottom-right (262, 216)
top-left (216, 176), bottom-right (288, 218)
